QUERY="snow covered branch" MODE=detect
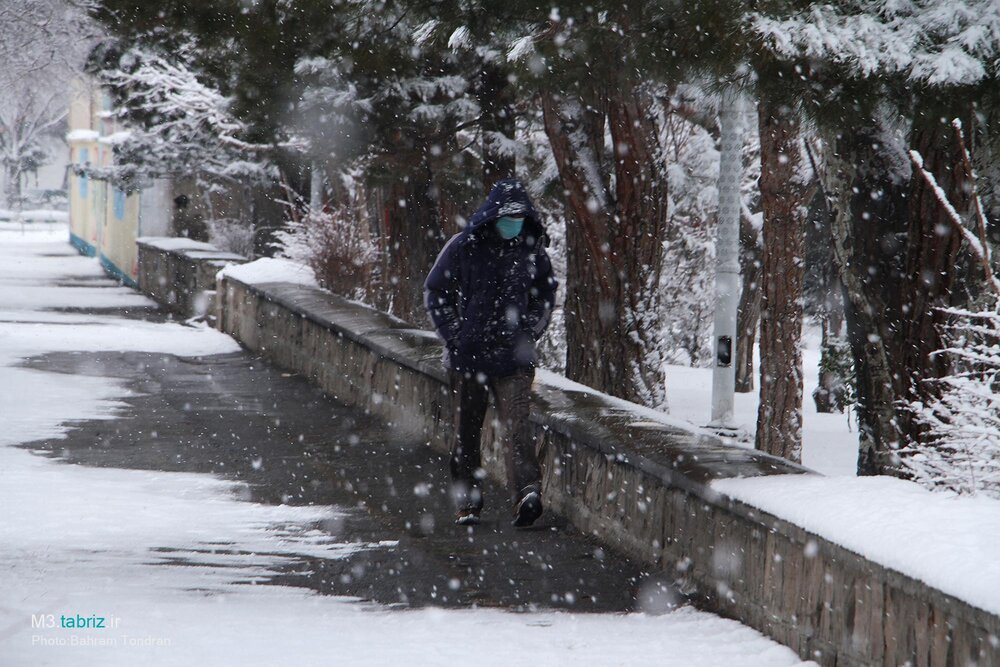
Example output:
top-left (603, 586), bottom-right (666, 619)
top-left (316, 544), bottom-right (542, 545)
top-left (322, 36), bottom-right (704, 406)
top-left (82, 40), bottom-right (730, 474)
top-left (903, 120), bottom-right (1000, 498)
top-left (902, 303), bottom-right (1000, 498)
top-left (750, 0), bottom-right (1000, 86)
top-left (93, 48), bottom-right (282, 190)
top-left (909, 141), bottom-right (1000, 296)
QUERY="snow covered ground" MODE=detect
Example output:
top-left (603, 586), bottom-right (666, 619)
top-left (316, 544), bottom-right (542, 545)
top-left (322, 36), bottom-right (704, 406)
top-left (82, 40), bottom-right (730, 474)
top-left (0, 227), bottom-right (816, 665)
top-left (663, 335), bottom-right (856, 476)
top-left (0, 210), bottom-right (69, 222)
top-left (660, 318), bottom-right (1000, 615)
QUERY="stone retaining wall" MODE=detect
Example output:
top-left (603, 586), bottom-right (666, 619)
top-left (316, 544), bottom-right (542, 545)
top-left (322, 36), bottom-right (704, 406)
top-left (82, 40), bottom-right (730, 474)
top-left (214, 273), bottom-right (999, 667)
top-left (136, 237), bottom-right (246, 318)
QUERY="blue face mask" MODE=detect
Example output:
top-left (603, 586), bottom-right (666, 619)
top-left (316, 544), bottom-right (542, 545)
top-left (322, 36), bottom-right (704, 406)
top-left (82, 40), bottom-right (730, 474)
top-left (496, 216), bottom-right (524, 240)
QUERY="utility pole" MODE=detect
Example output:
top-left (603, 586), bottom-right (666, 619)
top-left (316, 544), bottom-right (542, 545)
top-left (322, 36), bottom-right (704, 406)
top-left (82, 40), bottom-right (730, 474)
top-left (309, 160), bottom-right (325, 212)
top-left (709, 87), bottom-right (743, 429)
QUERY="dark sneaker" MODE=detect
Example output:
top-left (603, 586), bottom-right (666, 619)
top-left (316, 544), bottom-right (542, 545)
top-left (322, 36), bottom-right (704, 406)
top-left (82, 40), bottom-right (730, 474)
top-left (455, 507), bottom-right (481, 526)
top-left (512, 489), bottom-right (543, 527)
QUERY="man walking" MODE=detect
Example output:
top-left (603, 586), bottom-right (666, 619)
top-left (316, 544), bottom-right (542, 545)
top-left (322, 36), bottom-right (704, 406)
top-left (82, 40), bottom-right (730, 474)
top-left (424, 179), bottom-right (558, 527)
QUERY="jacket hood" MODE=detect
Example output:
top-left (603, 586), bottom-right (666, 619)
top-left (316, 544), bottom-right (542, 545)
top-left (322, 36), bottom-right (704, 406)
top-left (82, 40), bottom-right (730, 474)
top-left (464, 179), bottom-right (545, 240)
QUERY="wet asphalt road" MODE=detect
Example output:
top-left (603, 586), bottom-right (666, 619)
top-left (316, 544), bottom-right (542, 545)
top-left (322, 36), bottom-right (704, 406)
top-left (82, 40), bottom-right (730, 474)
top-left (19, 305), bottom-right (653, 614)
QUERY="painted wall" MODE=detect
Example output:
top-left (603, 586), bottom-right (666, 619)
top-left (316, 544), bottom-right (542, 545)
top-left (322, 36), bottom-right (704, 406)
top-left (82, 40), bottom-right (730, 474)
top-left (66, 77), bottom-right (171, 285)
top-left (68, 80), bottom-right (97, 255)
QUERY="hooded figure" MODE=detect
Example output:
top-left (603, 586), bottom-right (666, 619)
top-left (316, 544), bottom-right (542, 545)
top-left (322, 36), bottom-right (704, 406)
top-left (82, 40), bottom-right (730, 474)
top-left (424, 179), bottom-right (558, 527)
top-left (424, 179), bottom-right (558, 377)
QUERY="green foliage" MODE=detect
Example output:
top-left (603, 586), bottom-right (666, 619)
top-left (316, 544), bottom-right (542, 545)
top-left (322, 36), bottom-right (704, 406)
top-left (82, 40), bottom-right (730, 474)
top-left (819, 336), bottom-right (856, 410)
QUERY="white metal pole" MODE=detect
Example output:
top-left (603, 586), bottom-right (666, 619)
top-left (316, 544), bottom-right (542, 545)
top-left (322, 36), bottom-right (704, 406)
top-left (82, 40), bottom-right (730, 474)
top-left (709, 87), bottom-right (743, 429)
top-left (309, 160), bottom-right (325, 212)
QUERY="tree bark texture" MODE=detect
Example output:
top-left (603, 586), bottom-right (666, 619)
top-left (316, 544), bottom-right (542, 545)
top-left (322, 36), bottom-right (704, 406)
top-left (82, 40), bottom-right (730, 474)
top-left (900, 112), bottom-right (974, 401)
top-left (3, 164), bottom-right (23, 211)
top-left (755, 93), bottom-right (810, 463)
top-left (813, 301), bottom-right (849, 413)
top-left (823, 125), bottom-right (910, 475)
top-left (540, 86), bottom-right (668, 407)
top-left (824, 113), bottom-right (974, 475)
top-left (806, 186), bottom-right (850, 413)
top-left (380, 150), bottom-right (445, 328)
top-left (735, 207), bottom-right (762, 393)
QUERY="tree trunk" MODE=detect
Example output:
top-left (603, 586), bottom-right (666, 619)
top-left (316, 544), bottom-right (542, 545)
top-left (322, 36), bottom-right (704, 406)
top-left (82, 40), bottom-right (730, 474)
top-left (755, 93), bottom-right (810, 462)
top-left (607, 89), bottom-right (669, 406)
top-left (824, 110), bottom-right (973, 475)
top-left (807, 181), bottom-right (850, 413)
top-left (541, 86), bottom-right (668, 407)
top-left (735, 208), bottom-right (761, 393)
top-left (823, 125), bottom-right (909, 475)
top-left (899, 111), bottom-right (974, 404)
top-left (813, 301), bottom-right (849, 413)
top-left (478, 62), bottom-right (516, 193)
top-left (381, 149), bottom-right (445, 327)
top-left (4, 163), bottom-right (23, 212)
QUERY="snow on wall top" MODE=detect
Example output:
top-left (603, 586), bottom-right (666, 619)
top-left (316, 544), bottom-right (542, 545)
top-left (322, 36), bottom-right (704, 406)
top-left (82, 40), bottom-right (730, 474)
top-left (536, 369), bottom-right (705, 436)
top-left (66, 129), bottom-right (100, 142)
top-left (713, 474), bottom-right (1000, 616)
top-left (137, 236), bottom-right (219, 252)
top-left (217, 257), bottom-right (318, 288)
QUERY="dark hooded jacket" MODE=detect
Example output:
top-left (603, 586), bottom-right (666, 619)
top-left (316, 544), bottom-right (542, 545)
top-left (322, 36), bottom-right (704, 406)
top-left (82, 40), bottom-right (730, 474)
top-left (424, 179), bottom-right (558, 376)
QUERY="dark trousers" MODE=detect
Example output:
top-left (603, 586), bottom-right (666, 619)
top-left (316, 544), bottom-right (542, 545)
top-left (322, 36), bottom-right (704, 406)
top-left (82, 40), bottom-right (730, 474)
top-left (449, 367), bottom-right (542, 511)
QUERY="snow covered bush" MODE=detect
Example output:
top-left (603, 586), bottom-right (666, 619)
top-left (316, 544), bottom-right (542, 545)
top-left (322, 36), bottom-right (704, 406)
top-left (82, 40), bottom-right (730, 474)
top-left (208, 218), bottom-right (255, 258)
top-left (814, 334), bottom-right (855, 411)
top-left (902, 124), bottom-right (1000, 498)
top-left (903, 304), bottom-right (1000, 498)
top-left (275, 187), bottom-right (378, 302)
top-left (659, 105), bottom-right (718, 366)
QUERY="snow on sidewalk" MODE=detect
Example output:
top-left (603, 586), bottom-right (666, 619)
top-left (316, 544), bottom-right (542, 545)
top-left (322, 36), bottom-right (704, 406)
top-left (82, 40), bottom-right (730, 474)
top-left (0, 227), bottom-right (816, 665)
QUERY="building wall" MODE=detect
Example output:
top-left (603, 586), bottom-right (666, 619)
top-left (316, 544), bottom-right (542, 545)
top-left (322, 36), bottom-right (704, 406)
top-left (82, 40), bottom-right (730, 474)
top-left (68, 79), bottom-right (99, 255)
top-left (66, 77), bottom-right (170, 285)
top-left (139, 179), bottom-right (174, 238)
top-left (67, 140), bottom-right (98, 256)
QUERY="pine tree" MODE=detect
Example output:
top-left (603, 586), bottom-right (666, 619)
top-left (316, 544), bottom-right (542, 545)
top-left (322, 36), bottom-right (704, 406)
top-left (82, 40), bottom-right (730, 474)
top-left (750, 0), bottom-right (1000, 473)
